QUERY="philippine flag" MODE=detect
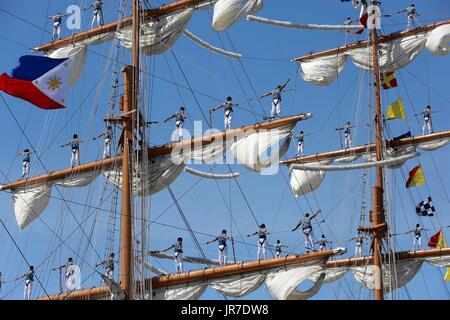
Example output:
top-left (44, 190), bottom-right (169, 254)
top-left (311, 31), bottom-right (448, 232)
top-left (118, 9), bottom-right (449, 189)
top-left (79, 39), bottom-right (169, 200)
top-left (0, 55), bottom-right (73, 110)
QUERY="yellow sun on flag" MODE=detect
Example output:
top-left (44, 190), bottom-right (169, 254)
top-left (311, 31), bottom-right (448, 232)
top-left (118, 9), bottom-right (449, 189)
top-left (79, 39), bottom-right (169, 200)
top-left (46, 76), bottom-right (62, 91)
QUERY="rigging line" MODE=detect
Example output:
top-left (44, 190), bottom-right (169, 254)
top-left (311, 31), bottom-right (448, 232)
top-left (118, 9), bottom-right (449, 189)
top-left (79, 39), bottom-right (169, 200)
top-left (224, 30), bottom-right (268, 118)
top-left (0, 216), bottom-right (50, 299)
top-left (169, 49), bottom-right (209, 125)
top-left (0, 94), bottom-right (103, 262)
top-left (166, 186), bottom-right (209, 263)
top-left (405, 70), bottom-right (450, 106)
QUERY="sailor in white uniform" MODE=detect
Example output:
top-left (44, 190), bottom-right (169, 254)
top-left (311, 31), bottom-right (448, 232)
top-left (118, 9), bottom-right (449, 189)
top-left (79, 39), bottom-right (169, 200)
top-left (399, 4), bottom-right (419, 30)
top-left (94, 125), bottom-right (113, 159)
top-left (212, 97), bottom-right (238, 130)
top-left (164, 106), bottom-right (187, 142)
top-left (420, 105), bottom-right (433, 135)
top-left (272, 240), bottom-right (288, 258)
top-left (350, 231), bottom-right (366, 257)
top-left (85, 1), bottom-right (104, 29)
top-left (16, 266), bottom-right (34, 300)
top-left (62, 134), bottom-right (83, 167)
top-left (405, 224), bottom-right (429, 252)
top-left (336, 121), bottom-right (355, 149)
top-left (315, 234), bottom-right (332, 251)
top-left (296, 131), bottom-right (310, 157)
top-left (260, 79), bottom-right (290, 119)
top-left (206, 229), bottom-right (230, 266)
top-left (47, 13), bottom-right (68, 42)
top-left (292, 210), bottom-right (321, 252)
top-left (95, 253), bottom-right (116, 280)
top-left (17, 148), bottom-right (33, 178)
top-left (247, 224), bottom-right (270, 260)
top-left (159, 237), bottom-right (184, 273)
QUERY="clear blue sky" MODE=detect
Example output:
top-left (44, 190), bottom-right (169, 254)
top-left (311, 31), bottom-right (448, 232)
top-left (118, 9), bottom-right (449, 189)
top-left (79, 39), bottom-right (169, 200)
top-left (0, 0), bottom-right (449, 300)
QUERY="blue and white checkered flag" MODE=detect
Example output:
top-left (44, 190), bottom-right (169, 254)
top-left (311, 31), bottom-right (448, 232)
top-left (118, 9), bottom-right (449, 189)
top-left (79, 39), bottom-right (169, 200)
top-left (415, 196), bottom-right (435, 216)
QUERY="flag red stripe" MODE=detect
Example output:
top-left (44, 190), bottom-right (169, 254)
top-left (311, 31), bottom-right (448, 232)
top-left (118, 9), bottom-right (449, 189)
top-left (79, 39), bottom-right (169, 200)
top-left (0, 73), bottom-right (64, 110)
top-left (406, 165), bottom-right (420, 188)
top-left (428, 229), bottom-right (442, 248)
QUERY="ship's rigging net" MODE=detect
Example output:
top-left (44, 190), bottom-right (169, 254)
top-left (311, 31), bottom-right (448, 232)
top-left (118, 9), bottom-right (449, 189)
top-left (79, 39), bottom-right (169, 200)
top-left (298, 25), bottom-right (450, 86)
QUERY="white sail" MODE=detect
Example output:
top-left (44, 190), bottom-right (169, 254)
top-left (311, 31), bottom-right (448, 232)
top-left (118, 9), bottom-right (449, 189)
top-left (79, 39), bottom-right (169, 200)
top-left (298, 25), bottom-right (450, 86)
top-left (210, 273), bottom-right (266, 297)
top-left (153, 283), bottom-right (208, 300)
top-left (212, 0), bottom-right (263, 31)
top-left (289, 160), bottom-right (331, 197)
top-left (13, 184), bottom-right (52, 230)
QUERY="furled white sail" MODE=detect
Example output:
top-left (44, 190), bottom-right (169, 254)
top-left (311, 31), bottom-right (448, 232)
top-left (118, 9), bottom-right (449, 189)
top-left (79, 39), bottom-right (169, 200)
top-left (56, 171), bottom-right (100, 188)
top-left (424, 255), bottom-right (450, 268)
top-left (13, 184), bottom-right (52, 230)
top-left (212, 0), bottom-right (263, 31)
top-left (184, 166), bottom-right (240, 179)
top-left (210, 273), bottom-right (266, 297)
top-left (351, 260), bottom-right (424, 292)
top-left (308, 267), bottom-right (349, 284)
top-left (182, 30), bottom-right (242, 59)
top-left (416, 138), bottom-right (450, 151)
top-left (289, 160), bottom-right (331, 197)
top-left (104, 157), bottom-right (185, 196)
top-left (116, 9), bottom-right (194, 55)
top-left (265, 259), bottom-right (326, 300)
top-left (425, 25), bottom-right (450, 56)
top-left (298, 25), bottom-right (450, 85)
top-left (299, 54), bottom-right (348, 86)
top-left (153, 283), bottom-right (208, 300)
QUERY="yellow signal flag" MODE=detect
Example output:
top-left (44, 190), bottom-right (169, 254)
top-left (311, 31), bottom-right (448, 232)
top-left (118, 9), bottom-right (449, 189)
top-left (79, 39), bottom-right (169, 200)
top-left (406, 165), bottom-right (426, 188)
top-left (387, 98), bottom-right (406, 119)
top-left (438, 233), bottom-right (450, 282)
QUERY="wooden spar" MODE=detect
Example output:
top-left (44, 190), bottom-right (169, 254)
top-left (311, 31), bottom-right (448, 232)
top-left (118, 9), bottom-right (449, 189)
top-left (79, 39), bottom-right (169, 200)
top-left (280, 129), bottom-right (450, 166)
top-left (326, 247), bottom-right (450, 268)
top-left (292, 20), bottom-right (450, 62)
top-left (38, 247), bottom-right (450, 300)
top-left (0, 157), bottom-right (122, 191)
top-left (148, 113), bottom-right (311, 157)
top-left (0, 114), bottom-right (308, 192)
top-left (33, 0), bottom-right (209, 53)
top-left (369, 4), bottom-right (385, 300)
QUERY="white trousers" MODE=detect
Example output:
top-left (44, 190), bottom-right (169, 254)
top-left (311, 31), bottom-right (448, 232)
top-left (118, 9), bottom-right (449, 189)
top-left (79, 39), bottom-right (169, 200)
top-left (257, 238), bottom-right (267, 260)
top-left (105, 268), bottom-right (113, 280)
top-left (275, 251), bottom-right (281, 258)
top-left (22, 161), bottom-right (30, 178)
top-left (71, 149), bottom-right (80, 167)
top-left (422, 120), bottom-right (432, 135)
top-left (345, 133), bottom-right (352, 148)
top-left (24, 280), bottom-right (32, 300)
top-left (303, 229), bottom-right (315, 251)
top-left (224, 112), bottom-right (232, 130)
top-left (355, 243), bottom-right (362, 257)
top-left (103, 138), bottom-right (111, 159)
top-left (297, 141), bottom-right (304, 157)
top-left (91, 10), bottom-right (104, 28)
top-left (407, 15), bottom-right (416, 31)
top-left (319, 245), bottom-right (325, 252)
top-left (175, 122), bottom-right (184, 141)
top-left (218, 245), bottom-right (227, 266)
top-left (271, 99), bottom-right (281, 118)
top-left (175, 253), bottom-right (183, 273)
top-left (413, 236), bottom-right (422, 251)
top-left (53, 22), bottom-right (61, 40)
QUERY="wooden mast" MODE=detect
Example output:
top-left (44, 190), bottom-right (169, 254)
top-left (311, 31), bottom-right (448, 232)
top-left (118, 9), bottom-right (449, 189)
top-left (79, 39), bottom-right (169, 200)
top-left (369, 2), bottom-right (385, 300)
top-left (119, 0), bottom-right (140, 301)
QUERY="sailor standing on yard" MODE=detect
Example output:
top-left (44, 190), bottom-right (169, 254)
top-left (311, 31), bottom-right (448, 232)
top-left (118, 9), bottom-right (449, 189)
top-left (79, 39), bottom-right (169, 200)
top-left (247, 224), bottom-right (270, 260)
top-left (349, 231), bottom-right (366, 257)
top-left (61, 134), bottom-right (83, 167)
top-left (419, 105), bottom-right (433, 135)
top-left (398, 4), bottom-right (419, 30)
top-left (315, 234), bottom-right (332, 251)
top-left (17, 148), bottom-right (33, 178)
top-left (336, 121), bottom-right (355, 149)
top-left (259, 79), bottom-right (290, 119)
top-left (48, 13), bottom-right (68, 42)
top-left (296, 131), bottom-right (310, 157)
top-left (164, 106), bottom-right (186, 142)
top-left (95, 253), bottom-right (116, 280)
top-left (206, 229), bottom-right (230, 266)
top-left (84, 0), bottom-right (104, 29)
top-left (292, 210), bottom-right (321, 252)
top-left (272, 240), bottom-right (288, 258)
top-left (16, 265), bottom-right (34, 300)
top-left (94, 125), bottom-right (113, 159)
top-left (212, 97), bottom-right (238, 130)
top-left (405, 224), bottom-right (429, 252)
top-left (158, 237), bottom-right (184, 273)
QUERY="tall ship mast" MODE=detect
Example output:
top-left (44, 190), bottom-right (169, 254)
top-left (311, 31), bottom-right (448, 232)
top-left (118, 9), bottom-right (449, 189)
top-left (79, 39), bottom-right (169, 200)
top-left (0, 0), bottom-right (449, 300)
